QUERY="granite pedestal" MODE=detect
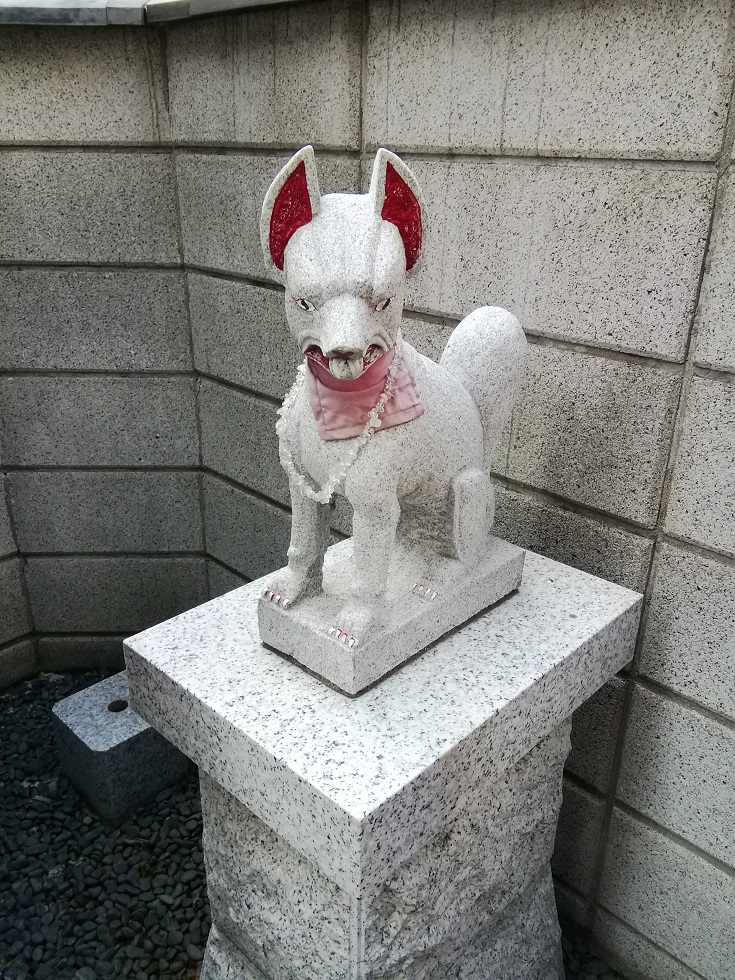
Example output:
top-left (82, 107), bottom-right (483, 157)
top-left (124, 550), bottom-right (641, 979)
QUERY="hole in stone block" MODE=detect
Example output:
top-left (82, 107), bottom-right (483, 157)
top-left (107, 699), bottom-right (129, 713)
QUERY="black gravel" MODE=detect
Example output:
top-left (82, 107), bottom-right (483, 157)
top-left (0, 672), bottom-right (209, 980)
top-left (1, 671), bottom-right (625, 980)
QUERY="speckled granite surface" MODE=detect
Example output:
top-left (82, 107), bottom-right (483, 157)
top-left (258, 535), bottom-right (525, 694)
top-left (126, 550), bottom-right (641, 897)
top-left (199, 722), bottom-right (570, 979)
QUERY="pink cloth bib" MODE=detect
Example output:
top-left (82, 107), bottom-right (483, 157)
top-left (305, 346), bottom-right (424, 441)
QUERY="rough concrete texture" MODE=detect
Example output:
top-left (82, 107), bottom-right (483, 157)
top-left (24, 555), bottom-right (208, 633)
top-left (37, 635), bottom-right (126, 673)
top-left (0, 557), bottom-right (30, 646)
top-left (566, 677), bottom-right (627, 794)
top-left (177, 152), bottom-right (360, 279)
top-left (0, 480), bottom-right (15, 559)
top-left (617, 683), bottom-right (735, 867)
top-left (551, 781), bottom-right (605, 896)
top-left (0, 376), bottom-right (198, 467)
top-left (402, 159), bottom-right (713, 360)
top-left (694, 170), bottom-right (735, 372)
top-left (9, 470), bottom-right (203, 553)
top-left (203, 474), bottom-right (290, 580)
top-left (0, 268), bottom-right (190, 371)
top-left (198, 380), bottom-right (287, 506)
top-left (167, 0), bottom-right (361, 148)
top-left (597, 808), bottom-right (735, 979)
top-left (665, 376), bottom-right (735, 556)
top-left (0, 151), bottom-right (179, 264)
top-left (189, 275), bottom-right (299, 399)
top-left (0, 26), bottom-right (169, 144)
top-left (493, 484), bottom-right (653, 591)
top-left (199, 725), bottom-right (568, 977)
top-left (0, 639), bottom-right (36, 690)
top-left (364, 0), bottom-right (734, 162)
top-left (208, 560), bottom-right (248, 600)
top-left (53, 671), bottom-right (190, 822)
top-left (503, 346), bottom-right (681, 526)
top-left (593, 910), bottom-right (702, 980)
top-left (640, 543), bottom-right (735, 721)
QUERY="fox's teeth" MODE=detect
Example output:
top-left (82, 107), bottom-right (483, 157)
top-left (329, 356), bottom-right (364, 381)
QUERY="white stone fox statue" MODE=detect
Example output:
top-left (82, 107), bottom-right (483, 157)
top-left (260, 146), bottom-right (526, 649)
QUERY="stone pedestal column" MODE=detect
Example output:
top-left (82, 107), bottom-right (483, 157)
top-left (125, 550), bottom-right (641, 980)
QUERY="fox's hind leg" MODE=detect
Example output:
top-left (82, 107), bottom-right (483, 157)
top-left (449, 468), bottom-right (488, 567)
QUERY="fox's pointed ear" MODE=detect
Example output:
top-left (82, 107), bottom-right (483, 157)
top-left (369, 149), bottom-right (425, 277)
top-left (261, 146), bottom-right (321, 280)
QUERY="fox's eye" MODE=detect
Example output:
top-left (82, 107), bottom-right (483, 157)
top-left (375, 297), bottom-right (392, 312)
top-left (295, 298), bottom-right (315, 312)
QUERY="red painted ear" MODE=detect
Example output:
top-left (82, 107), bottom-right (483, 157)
top-left (261, 147), bottom-right (321, 278)
top-left (269, 162), bottom-right (312, 271)
top-left (370, 149), bottom-right (425, 275)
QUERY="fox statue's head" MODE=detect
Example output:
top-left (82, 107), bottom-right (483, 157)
top-left (261, 146), bottom-right (425, 382)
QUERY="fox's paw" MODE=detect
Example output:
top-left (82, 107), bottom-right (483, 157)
top-left (329, 601), bottom-right (381, 649)
top-left (262, 568), bottom-right (320, 609)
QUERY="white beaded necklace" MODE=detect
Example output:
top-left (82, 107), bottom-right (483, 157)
top-left (276, 337), bottom-right (405, 505)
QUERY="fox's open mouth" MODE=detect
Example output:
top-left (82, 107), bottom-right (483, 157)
top-left (305, 344), bottom-right (385, 381)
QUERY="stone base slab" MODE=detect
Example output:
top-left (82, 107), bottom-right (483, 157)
top-left (199, 720), bottom-right (569, 980)
top-left (258, 535), bottom-right (525, 694)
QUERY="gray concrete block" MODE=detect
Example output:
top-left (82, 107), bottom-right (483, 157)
top-left (553, 880), bottom-right (588, 930)
top-left (0, 269), bottom-right (190, 371)
top-left (0, 26), bottom-right (169, 144)
top-left (567, 677), bottom-right (627, 794)
top-left (598, 808), bottom-right (735, 978)
top-left (0, 479), bottom-right (16, 559)
top-left (0, 151), bottom-right (179, 263)
top-left (551, 780), bottom-right (605, 895)
top-left (203, 474), bottom-right (290, 580)
top-left (209, 560), bottom-right (248, 600)
top-left (0, 640), bottom-right (37, 691)
top-left (695, 171), bottom-right (735, 373)
top-left (0, 376), bottom-right (198, 467)
top-left (666, 376), bottom-right (735, 556)
top-left (0, 557), bottom-right (30, 646)
top-left (504, 346), bottom-right (680, 527)
top-left (167, 0), bottom-right (360, 148)
top-left (9, 470), bottom-right (203, 554)
top-left (640, 544), bottom-right (735, 721)
top-left (618, 683), bottom-right (735, 867)
top-left (177, 152), bottom-right (359, 279)
top-left (199, 379), bottom-right (287, 506)
top-left (594, 909), bottom-right (702, 980)
top-left (493, 484), bottom-right (653, 591)
top-left (189, 274), bottom-right (300, 399)
top-left (24, 555), bottom-right (208, 633)
top-left (365, 0), bottom-right (733, 162)
top-left (38, 635), bottom-right (125, 672)
top-left (401, 158), bottom-right (713, 361)
top-left (53, 671), bottom-right (189, 822)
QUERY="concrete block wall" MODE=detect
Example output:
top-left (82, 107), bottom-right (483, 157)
top-left (0, 26), bottom-right (208, 672)
top-left (1, 3), bottom-right (734, 978)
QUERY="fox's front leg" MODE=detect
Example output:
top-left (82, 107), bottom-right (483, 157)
top-left (264, 476), bottom-right (330, 607)
top-left (333, 473), bottom-right (400, 645)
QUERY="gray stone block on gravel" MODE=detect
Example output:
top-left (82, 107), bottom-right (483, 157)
top-left (53, 671), bottom-right (190, 823)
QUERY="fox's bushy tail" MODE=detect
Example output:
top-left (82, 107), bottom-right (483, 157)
top-left (439, 306), bottom-right (527, 474)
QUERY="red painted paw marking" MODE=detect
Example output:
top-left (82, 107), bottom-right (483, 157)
top-left (328, 626), bottom-right (358, 648)
top-left (411, 583), bottom-right (438, 599)
top-left (262, 587), bottom-right (292, 609)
